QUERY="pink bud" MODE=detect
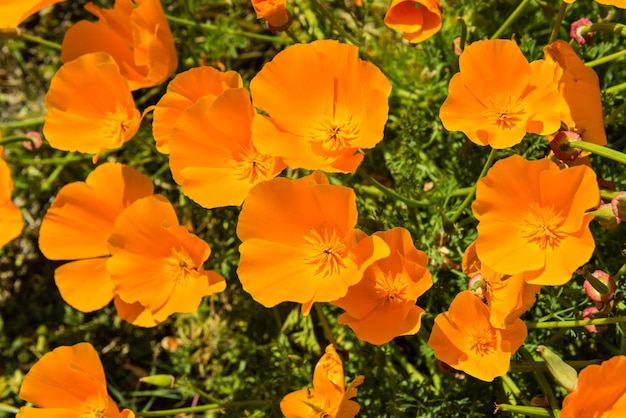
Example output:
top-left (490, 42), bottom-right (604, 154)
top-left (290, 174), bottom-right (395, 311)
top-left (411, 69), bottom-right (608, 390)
top-left (468, 274), bottom-right (486, 302)
top-left (570, 17), bottom-right (594, 45)
top-left (582, 306), bottom-right (608, 333)
top-left (452, 37), bottom-right (463, 56)
top-left (550, 131), bottom-right (582, 162)
top-left (584, 270), bottom-right (616, 303)
top-left (611, 191), bottom-right (626, 222)
top-left (592, 202), bottom-right (621, 229)
top-left (22, 131), bottom-right (42, 151)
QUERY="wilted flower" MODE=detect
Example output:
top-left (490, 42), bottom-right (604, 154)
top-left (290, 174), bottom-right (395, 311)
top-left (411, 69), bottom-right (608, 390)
top-left (427, 290), bottom-right (527, 382)
top-left (152, 66), bottom-right (243, 154)
top-left (0, 145), bottom-right (23, 247)
top-left (237, 172), bottom-right (389, 314)
top-left (250, 40), bottom-right (391, 173)
top-left (439, 39), bottom-right (561, 148)
top-left (384, 0), bottom-right (442, 43)
top-left (280, 345), bottom-right (364, 418)
top-left (16, 343), bottom-right (135, 418)
top-left (107, 194), bottom-right (226, 325)
top-left (43, 52), bottom-right (141, 162)
top-left (61, 0), bottom-right (178, 90)
top-left (570, 17), bottom-right (594, 44)
top-left (331, 227), bottom-right (432, 345)
top-left (472, 156), bottom-right (599, 286)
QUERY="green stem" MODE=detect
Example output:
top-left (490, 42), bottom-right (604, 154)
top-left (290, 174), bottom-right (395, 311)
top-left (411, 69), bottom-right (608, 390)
top-left (586, 49), bottom-right (626, 67)
top-left (579, 22), bottom-right (626, 38)
top-left (284, 28), bottom-right (301, 43)
top-left (605, 100), bottom-right (626, 125)
top-left (20, 33), bottom-right (61, 50)
top-left (165, 14), bottom-right (290, 44)
top-left (0, 403), bottom-right (19, 414)
top-left (449, 148), bottom-right (496, 223)
top-left (308, 0), bottom-right (359, 45)
top-left (527, 315), bottom-right (626, 329)
top-left (491, 0), bottom-right (533, 40)
top-left (495, 404), bottom-right (552, 417)
top-left (6, 152), bottom-right (106, 165)
top-left (568, 141), bottom-right (626, 164)
top-left (457, 17), bottom-right (468, 50)
top-left (135, 400), bottom-right (271, 417)
top-left (356, 168), bottom-right (430, 207)
top-left (0, 117), bottom-right (45, 130)
top-left (519, 346), bottom-right (560, 418)
top-left (0, 135), bottom-right (33, 146)
top-left (606, 81), bottom-right (626, 95)
top-left (41, 152), bottom-right (75, 190)
top-left (549, 2), bottom-right (568, 44)
top-left (510, 359), bottom-right (602, 372)
top-left (314, 303), bottom-right (338, 347)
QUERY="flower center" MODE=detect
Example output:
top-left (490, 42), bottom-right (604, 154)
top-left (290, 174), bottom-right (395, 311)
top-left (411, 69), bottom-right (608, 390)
top-left (470, 327), bottom-right (497, 357)
top-left (310, 115), bottom-right (359, 153)
top-left (80, 397), bottom-right (106, 418)
top-left (521, 203), bottom-right (566, 250)
top-left (373, 271), bottom-right (408, 304)
top-left (484, 97), bottom-right (524, 130)
top-left (166, 246), bottom-right (200, 285)
top-left (230, 144), bottom-right (275, 183)
top-left (302, 227), bottom-right (349, 278)
top-left (103, 104), bottom-right (134, 145)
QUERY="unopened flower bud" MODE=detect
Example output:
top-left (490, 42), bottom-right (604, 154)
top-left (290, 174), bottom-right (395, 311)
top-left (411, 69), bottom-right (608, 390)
top-left (590, 203), bottom-right (620, 229)
top-left (452, 37), bottom-right (463, 56)
top-left (537, 345), bottom-right (578, 393)
top-left (468, 274), bottom-right (486, 302)
top-left (584, 270), bottom-right (616, 303)
top-left (550, 131), bottom-right (582, 162)
top-left (139, 374), bottom-right (175, 388)
top-left (23, 131), bottom-right (42, 151)
top-left (611, 191), bottom-right (626, 222)
top-left (582, 306), bottom-right (608, 333)
top-left (570, 18), bottom-right (594, 45)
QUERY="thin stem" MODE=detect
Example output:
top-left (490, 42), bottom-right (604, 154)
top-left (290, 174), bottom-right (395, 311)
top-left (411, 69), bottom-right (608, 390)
top-left (491, 0), bottom-right (533, 40)
top-left (165, 14), bottom-right (290, 44)
top-left (0, 403), bottom-right (19, 414)
top-left (20, 33), bottom-right (61, 50)
top-left (457, 17), bottom-right (468, 50)
top-left (0, 117), bottom-right (45, 130)
top-left (6, 153), bottom-right (104, 165)
top-left (586, 49), bottom-right (626, 67)
top-left (519, 346), bottom-right (560, 418)
top-left (449, 148), bottom-right (496, 223)
top-left (0, 135), bottom-right (33, 146)
top-left (605, 100), bottom-right (626, 125)
top-left (284, 28), bottom-right (301, 43)
top-left (568, 141), bottom-right (626, 164)
top-left (314, 303), bottom-right (338, 347)
top-left (510, 359), bottom-right (602, 372)
top-left (527, 315), bottom-right (626, 329)
top-left (606, 81), bottom-right (626, 95)
top-left (579, 22), bottom-right (626, 38)
top-left (495, 404), bottom-right (552, 417)
top-left (135, 400), bottom-right (271, 417)
top-left (549, 2), bottom-right (568, 44)
top-left (356, 168), bottom-right (430, 207)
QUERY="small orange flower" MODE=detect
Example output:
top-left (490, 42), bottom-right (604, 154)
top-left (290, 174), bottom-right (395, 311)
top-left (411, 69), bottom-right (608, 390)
top-left (16, 342), bottom-right (134, 418)
top-left (152, 66), bottom-right (243, 154)
top-left (472, 156), bottom-right (599, 286)
top-left (0, 0), bottom-right (65, 30)
top-left (439, 39), bottom-right (562, 148)
top-left (463, 241), bottom-right (540, 329)
top-left (427, 290), bottom-right (527, 382)
top-left (61, 0), bottom-right (178, 90)
top-left (250, 40), bottom-right (391, 173)
top-left (38, 163), bottom-right (153, 315)
top-left (237, 171), bottom-right (390, 315)
top-left (384, 0), bottom-right (442, 43)
top-left (561, 356), bottom-right (626, 417)
top-left (280, 345), bottom-right (364, 418)
top-left (544, 40), bottom-right (607, 148)
top-left (44, 52), bottom-right (141, 162)
top-left (251, 0), bottom-right (291, 31)
top-left (0, 145), bottom-right (23, 247)
top-left (107, 194), bottom-right (226, 325)
top-left (332, 227), bottom-right (432, 345)
top-left (168, 88), bottom-right (286, 208)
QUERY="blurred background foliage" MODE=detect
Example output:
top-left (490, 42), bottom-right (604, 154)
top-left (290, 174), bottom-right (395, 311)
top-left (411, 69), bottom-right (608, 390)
top-left (1, 0), bottom-right (625, 416)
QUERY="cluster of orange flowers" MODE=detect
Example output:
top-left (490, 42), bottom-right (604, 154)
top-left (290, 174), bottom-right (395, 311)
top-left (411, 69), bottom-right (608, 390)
top-left (2, 0), bottom-right (626, 416)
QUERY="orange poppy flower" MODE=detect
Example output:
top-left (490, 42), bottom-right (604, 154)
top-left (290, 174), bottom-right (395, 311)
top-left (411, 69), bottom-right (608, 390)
top-left (168, 88), bottom-right (286, 208)
top-left (0, 0), bottom-right (65, 30)
top-left (237, 171), bottom-right (390, 315)
top-left (61, 0), bottom-right (178, 90)
top-left (107, 194), bottom-right (226, 325)
top-left (383, 0), bottom-right (442, 43)
top-left (472, 155), bottom-right (599, 286)
top-left (544, 40), bottom-right (607, 148)
top-left (0, 146), bottom-right (23, 247)
top-left (152, 66), bottom-right (243, 154)
top-left (250, 40), bottom-right (392, 173)
top-left (561, 356), bottom-right (626, 417)
top-left (331, 227), bottom-right (432, 345)
top-left (462, 241), bottom-right (540, 329)
top-left (16, 342), bottom-right (134, 418)
top-left (427, 290), bottom-right (527, 382)
top-left (439, 39), bottom-right (562, 148)
top-left (280, 344), bottom-right (364, 418)
top-left (251, 0), bottom-right (291, 31)
top-left (44, 52), bottom-right (141, 162)
top-left (38, 163), bottom-right (153, 314)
